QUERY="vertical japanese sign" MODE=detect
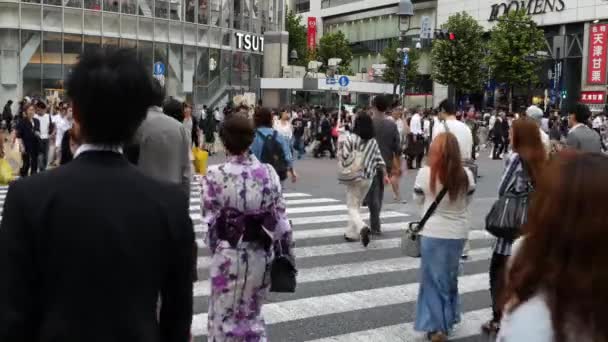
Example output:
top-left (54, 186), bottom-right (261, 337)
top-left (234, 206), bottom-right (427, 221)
top-left (587, 24), bottom-right (608, 84)
top-left (307, 17), bottom-right (317, 50)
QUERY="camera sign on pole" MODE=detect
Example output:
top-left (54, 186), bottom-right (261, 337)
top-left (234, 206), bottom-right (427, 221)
top-left (339, 86), bottom-right (349, 96)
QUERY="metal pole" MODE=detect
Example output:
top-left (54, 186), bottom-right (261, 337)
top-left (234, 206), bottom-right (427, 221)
top-left (338, 93), bottom-right (342, 126)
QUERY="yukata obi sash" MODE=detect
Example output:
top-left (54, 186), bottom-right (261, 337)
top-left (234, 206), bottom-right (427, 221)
top-left (209, 207), bottom-right (279, 252)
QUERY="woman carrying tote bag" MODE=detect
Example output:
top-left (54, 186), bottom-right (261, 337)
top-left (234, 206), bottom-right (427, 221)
top-left (413, 132), bottom-right (475, 342)
top-left (339, 112), bottom-right (387, 247)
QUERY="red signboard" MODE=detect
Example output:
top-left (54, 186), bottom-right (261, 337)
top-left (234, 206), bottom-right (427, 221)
top-left (587, 24), bottom-right (608, 84)
top-left (307, 17), bottom-right (317, 50)
top-left (581, 91), bottom-right (606, 104)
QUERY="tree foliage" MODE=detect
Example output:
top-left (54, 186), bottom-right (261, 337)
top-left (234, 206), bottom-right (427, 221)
top-left (285, 10), bottom-right (308, 66)
top-left (317, 31), bottom-right (353, 75)
top-left (485, 10), bottom-right (546, 90)
top-left (431, 12), bottom-right (485, 95)
top-left (381, 39), bottom-right (420, 94)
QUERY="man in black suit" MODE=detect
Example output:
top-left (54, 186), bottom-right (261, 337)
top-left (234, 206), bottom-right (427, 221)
top-left (15, 102), bottom-right (40, 176)
top-left (0, 48), bottom-right (194, 342)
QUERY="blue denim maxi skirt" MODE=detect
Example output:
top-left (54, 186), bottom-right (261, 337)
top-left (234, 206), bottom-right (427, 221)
top-left (414, 236), bottom-right (466, 334)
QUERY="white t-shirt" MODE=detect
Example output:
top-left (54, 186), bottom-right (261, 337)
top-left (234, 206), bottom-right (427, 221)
top-left (36, 113), bottom-right (52, 139)
top-left (274, 120), bottom-right (293, 140)
top-left (410, 113), bottom-right (423, 135)
top-left (413, 166), bottom-right (475, 240)
top-left (432, 118), bottom-right (474, 160)
top-left (54, 116), bottom-right (71, 147)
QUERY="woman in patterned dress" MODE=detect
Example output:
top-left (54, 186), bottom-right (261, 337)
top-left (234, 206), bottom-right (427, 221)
top-left (200, 113), bottom-right (293, 341)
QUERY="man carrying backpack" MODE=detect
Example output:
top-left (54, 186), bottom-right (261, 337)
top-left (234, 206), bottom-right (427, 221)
top-left (251, 107), bottom-right (297, 183)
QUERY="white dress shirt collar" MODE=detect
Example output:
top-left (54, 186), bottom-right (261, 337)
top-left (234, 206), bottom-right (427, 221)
top-left (74, 143), bottom-right (123, 158)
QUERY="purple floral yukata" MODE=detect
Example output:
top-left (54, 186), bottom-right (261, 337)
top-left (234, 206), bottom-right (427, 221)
top-left (201, 154), bottom-right (293, 341)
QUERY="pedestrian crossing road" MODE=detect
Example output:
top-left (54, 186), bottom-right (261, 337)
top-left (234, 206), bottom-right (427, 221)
top-left (0, 180), bottom-right (496, 341)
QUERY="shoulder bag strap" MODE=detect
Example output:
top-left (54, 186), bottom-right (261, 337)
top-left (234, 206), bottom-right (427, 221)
top-left (417, 187), bottom-right (448, 232)
top-left (442, 120), bottom-right (451, 134)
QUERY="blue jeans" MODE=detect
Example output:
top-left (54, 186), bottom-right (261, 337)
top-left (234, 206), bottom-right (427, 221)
top-left (415, 236), bottom-right (465, 334)
top-left (293, 135), bottom-right (304, 158)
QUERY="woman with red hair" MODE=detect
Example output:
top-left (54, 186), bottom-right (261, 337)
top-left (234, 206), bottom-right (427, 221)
top-left (497, 152), bottom-right (608, 342)
top-left (413, 132), bottom-right (476, 342)
top-left (482, 117), bottom-right (547, 334)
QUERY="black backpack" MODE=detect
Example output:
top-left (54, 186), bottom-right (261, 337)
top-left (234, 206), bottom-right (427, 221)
top-left (258, 130), bottom-right (288, 181)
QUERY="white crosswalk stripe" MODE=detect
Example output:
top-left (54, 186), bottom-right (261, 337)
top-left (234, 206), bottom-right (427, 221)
top-left (189, 186), bottom-right (495, 341)
top-left (0, 182), bottom-right (495, 341)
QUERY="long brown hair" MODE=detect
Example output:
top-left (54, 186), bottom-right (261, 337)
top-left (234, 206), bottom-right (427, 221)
top-left (429, 132), bottom-right (469, 201)
top-left (511, 118), bottom-right (546, 182)
top-left (502, 152), bottom-right (608, 342)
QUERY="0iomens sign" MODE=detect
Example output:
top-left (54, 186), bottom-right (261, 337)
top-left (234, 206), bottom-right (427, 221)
top-left (587, 24), bottom-right (607, 85)
top-left (235, 33), bottom-right (264, 52)
top-left (581, 91), bottom-right (606, 104)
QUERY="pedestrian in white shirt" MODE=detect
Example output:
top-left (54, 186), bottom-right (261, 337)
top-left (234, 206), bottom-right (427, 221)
top-left (274, 110), bottom-right (294, 145)
top-left (406, 110), bottom-right (425, 169)
top-left (48, 103), bottom-right (68, 167)
top-left (34, 101), bottom-right (53, 172)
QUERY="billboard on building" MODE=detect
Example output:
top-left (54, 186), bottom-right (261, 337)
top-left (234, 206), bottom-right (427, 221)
top-left (587, 24), bottom-right (608, 85)
top-left (307, 17), bottom-right (317, 50)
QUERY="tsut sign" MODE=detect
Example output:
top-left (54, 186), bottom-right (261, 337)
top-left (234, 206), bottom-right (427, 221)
top-left (587, 24), bottom-right (608, 85)
top-left (235, 33), bottom-right (264, 52)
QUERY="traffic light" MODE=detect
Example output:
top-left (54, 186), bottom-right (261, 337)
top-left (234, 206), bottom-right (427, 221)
top-left (435, 29), bottom-right (456, 41)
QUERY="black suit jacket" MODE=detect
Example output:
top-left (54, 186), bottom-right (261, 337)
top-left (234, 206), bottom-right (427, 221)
top-left (16, 118), bottom-right (40, 153)
top-left (0, 151), bottom-right (194, 342)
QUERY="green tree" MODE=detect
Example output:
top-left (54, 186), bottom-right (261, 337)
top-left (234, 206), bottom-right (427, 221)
top-left (485, 9), bottom-right (546, 111)
top-left (431, 12), bottom-right (485, 98)
top-left (285, 10), bottom-right (308, 66)
top-left (381, 39), bottom-right (420, 95)
top-left (317, 31), bottom-right (353, 75)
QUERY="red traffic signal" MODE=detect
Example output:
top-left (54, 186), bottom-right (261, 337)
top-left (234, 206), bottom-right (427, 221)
top-left (449, 32), bottom-right (456, 41)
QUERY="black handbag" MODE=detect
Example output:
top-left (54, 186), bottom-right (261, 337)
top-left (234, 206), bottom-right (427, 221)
top-left (485, 158), bottom-right (532, 240)
top-left (270, 231), bottom-right (297, 293)
top-left (485, 192), bottom-right (530, 240)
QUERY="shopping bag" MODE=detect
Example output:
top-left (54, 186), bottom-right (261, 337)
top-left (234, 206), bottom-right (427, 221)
top-left (4, 139), bottom-right (22, 175)
top-left (0, 158), bottom-right (15, 185)
top-left (192, 147), bottom-right (208, 175)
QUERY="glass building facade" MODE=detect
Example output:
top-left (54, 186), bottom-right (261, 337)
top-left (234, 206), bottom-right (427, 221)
top-left (0, 0), bottom-right (284, 108)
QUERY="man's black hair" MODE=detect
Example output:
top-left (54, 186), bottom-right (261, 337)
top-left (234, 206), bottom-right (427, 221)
top-left (353, 111), bottom-right (375, 140)
top-left (163, 98), bottom-right (184, 122)
top-left (66, 48), bottom-right (158, 145)
top-left (372, 94), bottom-right (391, 112)
top-left (437, 99), bottom-right (456, 114)
top-left (7, 100), bottom-right (13, 105)
top-left (568, 102), bottom-right (591, 124)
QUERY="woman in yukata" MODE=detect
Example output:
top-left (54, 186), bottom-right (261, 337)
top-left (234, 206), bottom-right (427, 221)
top-left (200, 113), bottom-right (294, 341)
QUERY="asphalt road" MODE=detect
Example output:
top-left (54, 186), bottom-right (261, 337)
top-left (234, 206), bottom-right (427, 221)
top-left (196, 149), bottom-right (506, 342)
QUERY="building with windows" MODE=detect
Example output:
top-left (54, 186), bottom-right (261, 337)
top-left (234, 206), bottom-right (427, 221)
top-left (0, 0), bottom-right (285, 110)
top-left (435, 0), bottom-right (608, 111)
top-left (289, 0), bottom-right (436, 98)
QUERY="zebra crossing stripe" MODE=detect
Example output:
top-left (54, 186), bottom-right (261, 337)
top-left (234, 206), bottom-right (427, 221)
top-left (285, 198), bottom-right (341, 205)
top-left (195, 230), bottom-right (492, 271)
top-left (287, 204), bottom-right (348, 214)
top-left (192, 246), bottom-right (492, 297)
top-left (190, 272), bottom-right (489, 336)
top-left (306, 307), bottom-right (493, 342)
top-left (290, 211), bottom-right (408, 225)
top-left (283, 193), bottom-right (313, 198)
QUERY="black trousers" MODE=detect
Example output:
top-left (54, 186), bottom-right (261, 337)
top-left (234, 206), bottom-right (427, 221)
top-left (489, 252), bottom-right (509, 322)
top-left (366, 171), bottom-right (384, 233)
top-left (20, 150), bottom-right (38, 177)
top-left (315, 137), bottom-right (335, 158)
top-left (492, 141), bottom-right (504, 159)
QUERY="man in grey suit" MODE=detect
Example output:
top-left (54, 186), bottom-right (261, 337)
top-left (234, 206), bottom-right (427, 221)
top-left (133, 97), bottom-right (192, 194)
top-left (566, 103), bottom-right (602, 154)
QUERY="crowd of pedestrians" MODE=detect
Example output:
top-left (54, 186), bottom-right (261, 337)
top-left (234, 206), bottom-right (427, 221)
top-left (0, 46), bottom-right (608, 342)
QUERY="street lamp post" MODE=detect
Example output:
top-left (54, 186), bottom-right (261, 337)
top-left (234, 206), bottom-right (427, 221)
top-left (289, 49), bottom-right (298, 105)
top-left (397, 0), bottom-right (414, 107)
